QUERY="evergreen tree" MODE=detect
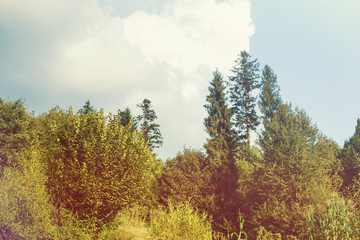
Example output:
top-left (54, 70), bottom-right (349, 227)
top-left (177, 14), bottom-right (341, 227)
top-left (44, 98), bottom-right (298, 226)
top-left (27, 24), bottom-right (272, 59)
top-left (259, 65), bottom-right (281, 123)
top-left (228, 51), bottom-right (260, 148)
top-left (340, 119), bottom-right (360, 187)
top-left (81, 99), bottom-right (96, 114)
top-left (137, 99), bottom-right (163, 151)
top-left (254, 103), bottom-right (342, 237)
top-left (204, 70), bottom-right (234, 162)
top-left (0, 98), bottom-right (33, 172)
top-left (119, 107), bottom-right (137, 131)
top-left (204, 70), bottom-right (241, 233)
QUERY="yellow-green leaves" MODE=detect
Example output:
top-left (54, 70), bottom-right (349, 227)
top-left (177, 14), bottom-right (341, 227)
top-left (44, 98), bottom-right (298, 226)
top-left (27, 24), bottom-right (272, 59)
top-left (41, 107), bottom-right (158, 223)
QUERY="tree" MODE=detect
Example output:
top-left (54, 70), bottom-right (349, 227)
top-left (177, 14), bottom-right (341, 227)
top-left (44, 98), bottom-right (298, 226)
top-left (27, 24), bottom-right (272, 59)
top-left (137, 99), bottom-right (163, 151)
top-left (340, 118), bottom-right (360, 187)
top-left (81, 99), bottom-right (96, 114)
top-left (0, 98), bottom-right (34, 172)
top-left (40, 107), bottom-right (160, 224)
top-left (228, 51), bottom-right (260, 148)
top-left (119, 107), bottom-right (137, 131)
top-left (253, 103), bottom-right (342, 237)
top-left (159, 149), bottom-right (216, 213)
top-left (258, 65), bottom-right (281, 124)
top-left (204, 70), bottom-right (234, 163)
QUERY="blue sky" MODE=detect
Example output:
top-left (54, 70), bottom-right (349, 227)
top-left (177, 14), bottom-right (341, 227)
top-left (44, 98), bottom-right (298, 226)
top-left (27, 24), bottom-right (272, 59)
top-left (0, 0), bottom-right (359, 159)
top-left (250, 0), bottom-right (360, 147)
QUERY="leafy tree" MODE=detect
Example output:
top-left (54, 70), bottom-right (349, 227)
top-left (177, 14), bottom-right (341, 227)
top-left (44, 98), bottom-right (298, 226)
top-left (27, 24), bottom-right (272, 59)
top-left (137, 99), bottom-right (163, 151)
top-left (340, 119), bottom-right (360, 187)
top-left (258, 65), bottom-right (281, 124)
top-left (228, 51), bottom-right (260, 148)
top-left (159, 149), bottom-right (216, 213)
top-left (40, 107), bottom-right (160, 224)
top-left (81, 99), bottom-right (96, 114)
top-left (204, 69), bottom-right (234, 163)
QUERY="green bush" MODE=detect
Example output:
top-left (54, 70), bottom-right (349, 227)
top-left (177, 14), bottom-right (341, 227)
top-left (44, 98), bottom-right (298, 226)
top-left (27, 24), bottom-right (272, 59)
top-left (150, 202), bottom-right (213, 240)
top-left (40, 108), bottom-right (160, 223)
top-left (0, 149), bottom-right (54, 239)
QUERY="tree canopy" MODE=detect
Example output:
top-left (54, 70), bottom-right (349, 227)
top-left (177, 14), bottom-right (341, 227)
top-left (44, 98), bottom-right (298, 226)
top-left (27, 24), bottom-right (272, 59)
top-left (137, 99), bottom-right (163, 151)
top-left (228, 50), bottom-right (260, 148)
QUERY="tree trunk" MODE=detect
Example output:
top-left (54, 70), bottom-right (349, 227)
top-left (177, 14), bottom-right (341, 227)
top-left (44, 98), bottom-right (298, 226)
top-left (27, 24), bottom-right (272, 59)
top-left (245, 88), bottom-right (250, 147)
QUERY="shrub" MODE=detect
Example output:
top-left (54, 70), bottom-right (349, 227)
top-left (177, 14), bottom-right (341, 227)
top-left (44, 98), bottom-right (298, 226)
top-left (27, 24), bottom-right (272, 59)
top-left (302, 196), bottom-right (360, 239)
top-left (41, 108), bottom-right (159, 224)
top-left (0, 149), bottom-right (54, 239)
top-left (150, 202), bottom-right (213, 240)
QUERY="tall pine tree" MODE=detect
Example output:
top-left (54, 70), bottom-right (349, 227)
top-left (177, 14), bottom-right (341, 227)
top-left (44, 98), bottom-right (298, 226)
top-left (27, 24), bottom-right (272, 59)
top-left (259, 65), bottom-right (281, 124)
top-left (228, 51), bottom-right (260, 148)
top-left (137, 99), bottom-right (163, 151)
top-left (204, 70), bottom-right (234, 162)
top-left (204, 70), bottom-right (239, 233)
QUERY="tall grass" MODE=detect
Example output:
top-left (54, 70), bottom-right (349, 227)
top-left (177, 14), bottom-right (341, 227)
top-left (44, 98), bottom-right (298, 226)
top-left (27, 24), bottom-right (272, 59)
top-left (303, 196), bottom-right (360, 239)
top-left (150, 201), bottom-right (213, 240)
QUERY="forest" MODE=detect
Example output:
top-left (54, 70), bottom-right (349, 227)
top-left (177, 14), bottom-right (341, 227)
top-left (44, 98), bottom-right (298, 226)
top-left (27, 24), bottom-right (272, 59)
top-left (1, 51), bottom-right (360, 239)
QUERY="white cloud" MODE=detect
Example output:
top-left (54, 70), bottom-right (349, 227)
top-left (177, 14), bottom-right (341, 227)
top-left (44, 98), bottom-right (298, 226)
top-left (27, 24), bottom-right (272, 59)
top-left (0, 0), bottom-right (254, 159)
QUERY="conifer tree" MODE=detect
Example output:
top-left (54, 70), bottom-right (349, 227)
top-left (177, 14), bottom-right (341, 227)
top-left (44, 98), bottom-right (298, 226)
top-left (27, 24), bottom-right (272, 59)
top-left (228, 51), bottom-right (260, 148)
top-left (254, 103), bottom-right (342, 237)
top-left (81, 99), bottom-right (96, 114)
top-left (119, 107), bottom-right (137, 131)
top-left (259, 65), bottom-right (281, 123)
top-left (204, 70), bottom-right (239, 232)
top-left (204, 70), bottom-right (234, 162)
top-left (340, 119), bottom-right (360, 186)
top-left (0, 98), bottom-right (33, 172)
top-left (137, 99), bottom-right (163, 151)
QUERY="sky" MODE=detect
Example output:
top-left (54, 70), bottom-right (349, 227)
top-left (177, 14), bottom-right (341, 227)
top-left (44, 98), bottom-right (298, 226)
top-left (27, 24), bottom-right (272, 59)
top-left (0, 0), bottom-right (359, 160)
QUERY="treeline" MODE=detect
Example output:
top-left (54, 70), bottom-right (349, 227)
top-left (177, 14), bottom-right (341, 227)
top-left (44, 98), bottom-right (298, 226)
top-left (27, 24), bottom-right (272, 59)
top-left (1, 51), bottom-right (360, 239)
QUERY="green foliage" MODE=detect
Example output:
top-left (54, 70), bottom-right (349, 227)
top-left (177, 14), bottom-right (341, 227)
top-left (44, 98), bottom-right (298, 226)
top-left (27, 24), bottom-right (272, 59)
top-left (204, 69), bottom-right (234, 163)
top-left (340, 118), bottom-right (360, 187)
top-left (253, 103), bottom-right (342, 237)
top-left (81, 99), bottom-right (96, 114)
top-left (228, 50), bottom-right (260, 146)
top-left (234, 151), bottom-right (260, 214)
top-left (150, 202), bottom-right (213, 240)
top-left (159, 149), bottom-right (216, 214)
top-left (41, 107), bottom-right (159, 223)
top-left (258, 64), bottom-right (281, 123)
top-left (228, 216), bottom-right (248, 240)
top-left (259, 103), bottom-right (318, 168)
top-left (137, 99), bottom-right (163, 151)
top-left (119, 107), bottom-right (138, 131)
top-left (0, 98), bottom-right (33, 172)
top-left (303, 196), bottom-right (360, 239)
top-left (0, 148), bottom-right (54, 239)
